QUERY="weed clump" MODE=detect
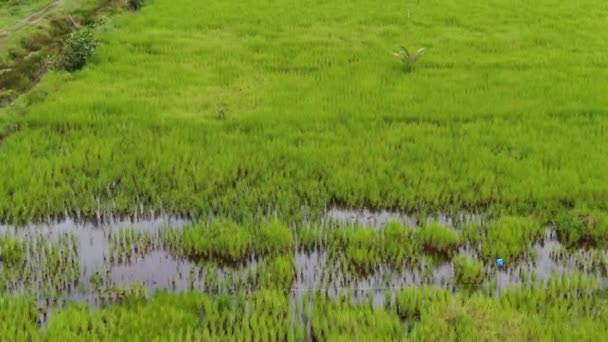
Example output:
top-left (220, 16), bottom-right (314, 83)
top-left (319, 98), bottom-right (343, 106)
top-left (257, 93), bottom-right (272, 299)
top-left (55, 28), bottom-right (98, 72)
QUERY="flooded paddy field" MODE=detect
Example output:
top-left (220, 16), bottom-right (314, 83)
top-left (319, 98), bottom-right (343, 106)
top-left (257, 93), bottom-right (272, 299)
top-left (2, 209), bottom-right (607, 325)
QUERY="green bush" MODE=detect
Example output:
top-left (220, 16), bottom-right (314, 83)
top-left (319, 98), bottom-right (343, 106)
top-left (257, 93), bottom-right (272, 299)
top-left (417, 223), bottom-right (460, 257)
top-left (56, 28), bottom-right (98, 72)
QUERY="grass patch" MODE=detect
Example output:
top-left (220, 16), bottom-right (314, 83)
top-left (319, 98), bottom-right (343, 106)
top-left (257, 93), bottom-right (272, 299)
top-left (468, 216), bottom-right (543, 263)
top-left (555, 209), bottom-right (608, 248)
top-left (417, 222), bottom-right (460, 258)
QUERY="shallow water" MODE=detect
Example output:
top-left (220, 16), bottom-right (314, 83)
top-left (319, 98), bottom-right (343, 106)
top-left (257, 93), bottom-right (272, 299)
top-left (1, 213), bottom-right (607, 319)
top-left (325, 207), bottom-right (485, 228)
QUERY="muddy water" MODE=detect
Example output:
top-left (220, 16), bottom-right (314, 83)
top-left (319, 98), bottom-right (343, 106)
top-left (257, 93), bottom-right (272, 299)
top-left (1, 211), bottom-right (607, 318)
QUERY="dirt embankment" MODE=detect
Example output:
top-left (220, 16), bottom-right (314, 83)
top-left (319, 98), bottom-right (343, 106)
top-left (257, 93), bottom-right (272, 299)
top-left (0, 0), bottom-right (121, 108)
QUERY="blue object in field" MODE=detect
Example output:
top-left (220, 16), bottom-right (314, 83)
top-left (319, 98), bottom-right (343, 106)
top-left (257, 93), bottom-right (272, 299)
top-left (496, 258), bottom-right (504, 267)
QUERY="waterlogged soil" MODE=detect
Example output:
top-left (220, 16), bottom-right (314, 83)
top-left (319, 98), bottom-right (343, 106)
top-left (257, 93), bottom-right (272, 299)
top-left (1, 210), bottom-right (607, 319)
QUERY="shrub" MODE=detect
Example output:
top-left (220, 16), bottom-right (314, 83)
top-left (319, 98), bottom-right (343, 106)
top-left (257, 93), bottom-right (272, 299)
top-left (56, 28), bottom-right (98, 72)
top-left (417, 223), bottom-right (460, 257)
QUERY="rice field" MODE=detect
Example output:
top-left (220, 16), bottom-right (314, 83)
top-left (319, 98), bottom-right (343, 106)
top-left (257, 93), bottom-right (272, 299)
top-left (1, 0), bottom-right (608, 339)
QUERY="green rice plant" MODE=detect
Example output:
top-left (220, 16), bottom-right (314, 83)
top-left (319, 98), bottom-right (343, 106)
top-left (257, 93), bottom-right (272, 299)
top-left (555, 209), bottom-right (608, 247)
top-left (181, 219), bottom-right (253, 263)
top-left (342, 227), bottom-right (378, 274)
top-left (417, 222), bottom-right (460, 258)
top-left (379, 220), bottom-right (416, 265)
top-left (295, 224), bottom-right (321, 251)
top-left (392, 46), bottom-right (426, 72)
top-left (394, 286), bottom-right (450, 322)
top-left (0, 296), bottom-right (39, 340)
top-left (109, 227), bottom-right (153, 263)
top-left (476, 216), bottom-right (543, 262)
top-left (256, 256), bottom-right (294, 291)
top-left (311, 294), bottom-right (404, 340)
top-left (410, 295), bottom-right (543, 341)
top-left (256, 219), bottom-right (293, 256)
top-left (453, 255), bottom-right (484, 290)
top-left (0, 237), bottom-right (25, 268)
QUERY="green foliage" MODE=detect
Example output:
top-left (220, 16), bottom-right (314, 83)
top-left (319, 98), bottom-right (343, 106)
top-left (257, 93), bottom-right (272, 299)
top-left (257, 256), bottom-right (294, 290)
top-left (2, 0), bottom-right (608, 338)
top-left (181, 219), bottom-right (253, 262)
top-left (0, 296), bottom-right (39, 340)
top-left (343, 227), bottom-right (377, 273)
top-left (410, 295), bottom-right (542, 341)
top-left (395, 286), bottom-right (450, 321)
top-left (0, 237), bottom-right (25, 268)
top-left (555, 209), bottom-right (608, 247)
top-left (474, 216), bottom-right (543, 262)
top-left (1, 0), bottom-right (608, 223)
top-left (126, 0), bottom-right (145, 11)
top-left (256, 219), bottom-right (293, 256)
top-left (393, 46), bottom-right (426, 72)
top-left (453, 255), bottom-right (484, 289)
top-left (55, 28), bottom-right (97, 72)
top-left (417, 223), bottom-right (460, 257)
top-left (380, 220), bottom-right (416, 265)
top-left (311, 294), bottom-right (404, 340)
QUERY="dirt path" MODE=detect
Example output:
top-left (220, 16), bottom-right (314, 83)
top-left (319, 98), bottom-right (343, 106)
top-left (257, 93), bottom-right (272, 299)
top-left (0, 0), bottom-right (62, 39)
